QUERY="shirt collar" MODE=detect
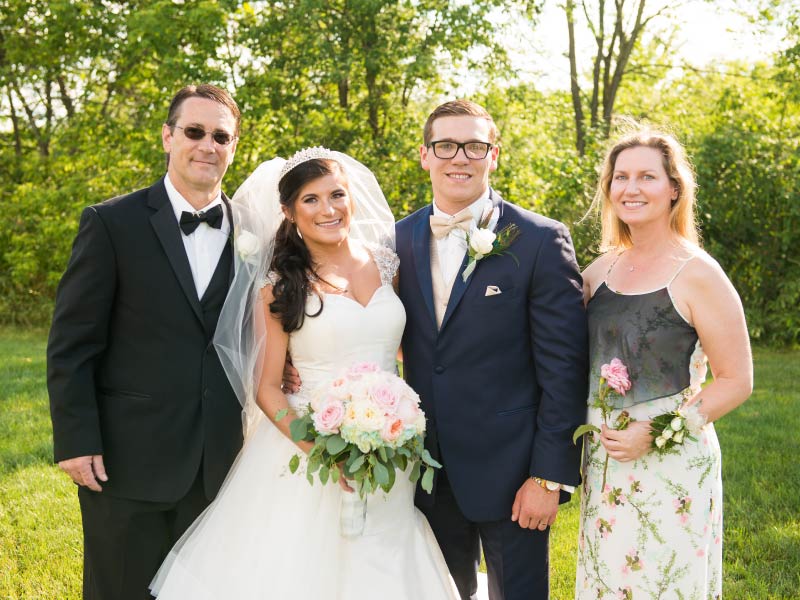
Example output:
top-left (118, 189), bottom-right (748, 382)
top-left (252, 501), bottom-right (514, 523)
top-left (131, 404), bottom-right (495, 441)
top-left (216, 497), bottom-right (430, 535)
top-left (164, 174), bottom-right (227, 232)
top-left (432, 189), bottom-right (491, 224)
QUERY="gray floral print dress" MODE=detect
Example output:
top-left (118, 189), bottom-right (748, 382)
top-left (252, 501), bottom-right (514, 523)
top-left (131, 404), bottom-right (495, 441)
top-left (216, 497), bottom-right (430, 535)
top-left (575, 259), bottom-right (722, 600)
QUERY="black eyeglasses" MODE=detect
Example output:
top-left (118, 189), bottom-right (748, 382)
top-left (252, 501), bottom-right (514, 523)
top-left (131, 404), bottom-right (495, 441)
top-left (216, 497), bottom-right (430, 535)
top-left (173, 125), bottom-right (237, 146)
top-left (428, 140), bottom-right (493, 160)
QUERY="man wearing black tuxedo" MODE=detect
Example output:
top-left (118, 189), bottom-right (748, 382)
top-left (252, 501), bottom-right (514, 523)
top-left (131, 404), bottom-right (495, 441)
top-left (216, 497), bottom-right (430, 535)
top-left (47, 84), bottom-right (244, 600)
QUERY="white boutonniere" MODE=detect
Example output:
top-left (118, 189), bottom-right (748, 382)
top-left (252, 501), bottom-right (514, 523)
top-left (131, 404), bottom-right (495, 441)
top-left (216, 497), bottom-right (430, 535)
top-left (235, 228), bottom-right (260, 262)
top-left (462, 210), bottom-right (521, 281)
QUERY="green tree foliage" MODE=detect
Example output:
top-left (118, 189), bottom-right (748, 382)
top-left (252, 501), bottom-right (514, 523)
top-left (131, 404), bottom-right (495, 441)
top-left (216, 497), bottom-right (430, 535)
top-left (0, 1), bottom-right (797, 345)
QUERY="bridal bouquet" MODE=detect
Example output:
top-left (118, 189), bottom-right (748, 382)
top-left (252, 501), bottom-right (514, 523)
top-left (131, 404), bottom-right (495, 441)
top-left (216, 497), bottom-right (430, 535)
top-left (278, 362), bottom-right (441, 500)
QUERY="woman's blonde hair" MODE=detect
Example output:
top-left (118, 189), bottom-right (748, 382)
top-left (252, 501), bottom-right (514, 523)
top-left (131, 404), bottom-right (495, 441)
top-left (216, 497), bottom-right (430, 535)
top-left (593, 122), bottom-right (700, 252)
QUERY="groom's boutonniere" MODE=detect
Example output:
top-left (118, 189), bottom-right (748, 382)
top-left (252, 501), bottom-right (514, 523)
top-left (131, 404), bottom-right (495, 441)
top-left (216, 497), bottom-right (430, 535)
top-left (462, 212), bottom-right (521, 282)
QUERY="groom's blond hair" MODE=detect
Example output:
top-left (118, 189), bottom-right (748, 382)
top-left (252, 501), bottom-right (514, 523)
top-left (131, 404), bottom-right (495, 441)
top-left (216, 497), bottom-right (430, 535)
top-left (423, 100), bottom-right (499, 146)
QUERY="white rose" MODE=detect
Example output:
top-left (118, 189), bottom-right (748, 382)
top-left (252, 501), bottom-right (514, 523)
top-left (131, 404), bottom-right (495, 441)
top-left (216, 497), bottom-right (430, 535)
top-left (236, 230), bottom-right (260, 260)
top-left (655, 436), bottom-right (667, 448)
top-left (662, 428), bottom-right (674, 440)
top-left (673, 430), bottom-right (685, 444)
top-left (681, 405), bottom-right (708, 434)
top-left (353, 400), bottom-right (385, 432)
top-left (670, 416), bottom-right (684, 432)
top-left (469, 228), bottom-right (496, 256)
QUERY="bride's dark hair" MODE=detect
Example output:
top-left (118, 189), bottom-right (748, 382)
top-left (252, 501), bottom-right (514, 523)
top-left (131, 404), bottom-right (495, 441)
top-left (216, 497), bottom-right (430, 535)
top-left (270, 158), bottom-right (344, 332)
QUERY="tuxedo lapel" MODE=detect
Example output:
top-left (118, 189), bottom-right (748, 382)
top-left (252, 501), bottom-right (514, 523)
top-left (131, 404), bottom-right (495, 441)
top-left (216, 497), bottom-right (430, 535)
top-left (221, 192), bottom-right (235, 285)
top-left (440, 189), bottom-right (506, 332)
top-left (411, 207), bottom-right (436, 329)
top-left (147, 179), bottom-right (204, 325)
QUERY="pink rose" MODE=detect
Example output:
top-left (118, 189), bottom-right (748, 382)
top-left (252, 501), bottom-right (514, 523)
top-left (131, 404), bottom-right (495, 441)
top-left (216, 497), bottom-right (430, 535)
top-left (370, 384), bottom-right (400, 415)
top-left (381, 418), bottom-right (404, 443)
top-left (346, 362), bottom-right (381, 379)
top-left (397, 395), bottom-right (421, 423)
top-left (601, 358), bottom-right (632, 396)
top-left (313, 399), bottom-right (345, 434)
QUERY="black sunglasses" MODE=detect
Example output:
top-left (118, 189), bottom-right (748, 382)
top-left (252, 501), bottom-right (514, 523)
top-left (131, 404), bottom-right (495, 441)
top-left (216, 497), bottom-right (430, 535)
top-left (173, 125), bottom-right (236, 146)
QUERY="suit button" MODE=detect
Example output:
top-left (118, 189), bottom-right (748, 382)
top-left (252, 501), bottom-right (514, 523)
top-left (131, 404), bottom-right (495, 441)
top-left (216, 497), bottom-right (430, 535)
top-left (203, 389), bottom-right (210, 398)
top-left (434, 366), bottom-right (445, 374)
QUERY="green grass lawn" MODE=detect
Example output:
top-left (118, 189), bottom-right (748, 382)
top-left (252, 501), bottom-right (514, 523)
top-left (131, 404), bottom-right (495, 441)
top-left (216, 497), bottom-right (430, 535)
top-left (1, 328), bottom-right (798, 599)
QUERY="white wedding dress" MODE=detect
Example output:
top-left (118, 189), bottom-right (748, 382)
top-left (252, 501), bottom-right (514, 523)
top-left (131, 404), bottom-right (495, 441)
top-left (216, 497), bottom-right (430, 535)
top-left (150, 248), bottom-right (455, 600)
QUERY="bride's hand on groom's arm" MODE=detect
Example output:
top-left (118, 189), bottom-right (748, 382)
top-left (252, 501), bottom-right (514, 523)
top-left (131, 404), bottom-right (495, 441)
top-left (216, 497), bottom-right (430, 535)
top-left (58, 455), bottom-right (108, 492)
top-left (281, 355), bottom-right (301, 394)
top-left (510, 478), bottom-right (559, 531)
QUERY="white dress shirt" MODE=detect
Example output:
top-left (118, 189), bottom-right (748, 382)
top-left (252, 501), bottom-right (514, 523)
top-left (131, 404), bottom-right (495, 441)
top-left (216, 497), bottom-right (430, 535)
top-left (165, 174), bottom-right (230, 299)
top-left (432, 190), bottom-right (495, 284)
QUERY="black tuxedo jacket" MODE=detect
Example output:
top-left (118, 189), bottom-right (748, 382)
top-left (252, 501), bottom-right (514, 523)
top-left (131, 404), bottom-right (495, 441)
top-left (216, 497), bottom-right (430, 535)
top-left (397, 191), bottom-right (589, 522)
top-left (47, 178), bottom-right (243, 503)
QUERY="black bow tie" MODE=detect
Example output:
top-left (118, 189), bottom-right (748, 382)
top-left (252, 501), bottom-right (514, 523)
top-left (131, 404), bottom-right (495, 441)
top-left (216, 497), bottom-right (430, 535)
top-left (179, 204), bottom-right (224, 235)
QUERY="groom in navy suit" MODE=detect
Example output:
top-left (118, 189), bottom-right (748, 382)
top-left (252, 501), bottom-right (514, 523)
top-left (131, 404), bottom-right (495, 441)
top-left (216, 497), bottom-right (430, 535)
top-left (396, 100), bottom-right (588, 600)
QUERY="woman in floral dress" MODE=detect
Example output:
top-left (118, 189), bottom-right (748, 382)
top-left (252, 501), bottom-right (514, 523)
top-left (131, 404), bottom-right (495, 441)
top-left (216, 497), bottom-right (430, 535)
top-left (575, 125), bottom-right (753, 599)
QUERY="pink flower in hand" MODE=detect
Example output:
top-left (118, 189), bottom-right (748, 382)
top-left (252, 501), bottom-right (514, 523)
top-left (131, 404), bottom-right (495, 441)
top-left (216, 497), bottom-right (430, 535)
top-left (601, 358), bottom-right (632, 396)
top-left (313, 398), bottom-right (345, 434)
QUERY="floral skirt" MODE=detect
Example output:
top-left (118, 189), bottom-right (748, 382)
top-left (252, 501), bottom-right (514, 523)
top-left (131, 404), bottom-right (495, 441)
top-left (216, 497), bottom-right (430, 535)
top-left (575, 392), bottom-right (723, 600)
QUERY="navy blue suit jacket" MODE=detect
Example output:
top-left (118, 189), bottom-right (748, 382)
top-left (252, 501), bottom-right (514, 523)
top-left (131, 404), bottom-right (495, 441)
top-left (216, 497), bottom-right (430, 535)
top-left (397, 190), bottom-right (589, 522)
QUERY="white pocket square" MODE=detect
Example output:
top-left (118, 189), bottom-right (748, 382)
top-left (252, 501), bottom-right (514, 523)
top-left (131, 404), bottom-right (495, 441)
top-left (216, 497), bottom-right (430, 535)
top-left (485, 285), bottom-right (502, 297)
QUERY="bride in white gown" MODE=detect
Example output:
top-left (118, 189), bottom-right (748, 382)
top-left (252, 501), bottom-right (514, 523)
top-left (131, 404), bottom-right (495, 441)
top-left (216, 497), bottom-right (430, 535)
top-left (150, 148), bottom-right (455, 599)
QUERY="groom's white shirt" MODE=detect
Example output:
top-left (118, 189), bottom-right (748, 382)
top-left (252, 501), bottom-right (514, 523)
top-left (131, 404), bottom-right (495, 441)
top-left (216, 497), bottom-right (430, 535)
top-left (432, 190), bottom-right (494, 284)
top-left (165, 174), bottom-right (230, 299)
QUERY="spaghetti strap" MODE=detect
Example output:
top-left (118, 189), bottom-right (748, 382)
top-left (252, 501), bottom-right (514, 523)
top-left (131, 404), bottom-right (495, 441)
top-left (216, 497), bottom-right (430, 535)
top-left (667, 256), bottom-right (695, 287)
top-left (604, 251), bottom-right (625, 283)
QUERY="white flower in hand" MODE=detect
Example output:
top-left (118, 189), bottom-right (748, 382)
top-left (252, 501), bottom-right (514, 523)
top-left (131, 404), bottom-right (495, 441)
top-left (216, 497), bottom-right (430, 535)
top-left (469, 228), bottom-right (496, 257)
top-left (680, 404), bottom-right (708, 435)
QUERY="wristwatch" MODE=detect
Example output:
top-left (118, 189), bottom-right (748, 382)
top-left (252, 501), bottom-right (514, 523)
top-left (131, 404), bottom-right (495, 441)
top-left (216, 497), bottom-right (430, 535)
top-left (531, 477), bottom-right (560, 493)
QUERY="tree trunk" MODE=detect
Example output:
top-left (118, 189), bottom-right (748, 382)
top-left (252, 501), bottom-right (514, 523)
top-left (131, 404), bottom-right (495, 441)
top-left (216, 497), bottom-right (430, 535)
top-left (566, 0), bottom-right (586, 155)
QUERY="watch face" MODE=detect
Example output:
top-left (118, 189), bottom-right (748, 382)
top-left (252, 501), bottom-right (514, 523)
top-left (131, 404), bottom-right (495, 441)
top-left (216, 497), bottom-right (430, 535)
top-left (545, 480), bottom-right (560, 491)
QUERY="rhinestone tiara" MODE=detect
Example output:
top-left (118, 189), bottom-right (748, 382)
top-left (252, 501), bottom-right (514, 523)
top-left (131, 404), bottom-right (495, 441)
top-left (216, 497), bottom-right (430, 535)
top-left (278, 146), bottom-right (339, 181)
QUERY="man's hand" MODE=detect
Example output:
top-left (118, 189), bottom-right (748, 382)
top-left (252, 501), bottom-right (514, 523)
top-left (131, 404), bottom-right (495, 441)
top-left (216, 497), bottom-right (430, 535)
top-left (58, 455), bottom-right (108, 492)
top-left (511, 478), bottom-right (559, 531)
top-left (282, 356), bottom-right (301, 394)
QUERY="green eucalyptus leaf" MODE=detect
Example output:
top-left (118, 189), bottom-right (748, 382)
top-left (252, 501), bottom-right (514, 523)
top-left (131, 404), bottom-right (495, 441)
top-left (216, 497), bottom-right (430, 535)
top-left (373, 461), bottom-right (390, 486)
top-left (288, 454), bottom-right (300, 474)
top-left (326, 435), bottom-right (347, 456)
top-left (347, 455), bottom-right (366, 474)
top-left (421, 466), bottom-right (435, 493)
top-left (289, 418), bottom-right (308, 442)
top-left (409, 459), bottom-right (422, 483)
top-left (573, 424), bottom-right (601, 444)
top-left (421, 449), bottom-right (442, 468)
